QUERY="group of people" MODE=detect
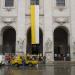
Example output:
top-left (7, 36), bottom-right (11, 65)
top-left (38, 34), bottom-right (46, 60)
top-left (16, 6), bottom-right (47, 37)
top-left (26, 54), bottom-right (46, 64)
top-left (4, 53), bottom-right (14, 65)
top-left (4, 53), bottom-right (46, 65)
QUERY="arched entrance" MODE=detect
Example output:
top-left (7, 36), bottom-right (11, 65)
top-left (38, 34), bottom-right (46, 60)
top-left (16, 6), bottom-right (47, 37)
top-left (2, 26), bottom-right (16, 54)
top-left (26, 28), bottom-right (43, 55)
top-left (54, 26), bottom-right (70, 61)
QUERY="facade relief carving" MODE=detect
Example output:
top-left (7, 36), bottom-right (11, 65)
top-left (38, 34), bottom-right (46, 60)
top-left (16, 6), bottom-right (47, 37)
top-left (45, 38), bottom-right (52, 51)
top-left (17, 39), bottom-right (24, 51)
top-left (2, 17), bottom-right (16, 23)
top-left (53, 17), bottom-right (69, 24)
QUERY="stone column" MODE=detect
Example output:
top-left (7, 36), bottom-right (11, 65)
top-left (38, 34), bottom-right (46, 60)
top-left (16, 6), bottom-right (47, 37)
top-left (70, 0), bottom-right (75, 61)
top-left (44, 0), bottom-right (54, 63)
top-left (0, 32), bottom-right (2, 52)
top-left (16, 0), bottom-right (26, 55)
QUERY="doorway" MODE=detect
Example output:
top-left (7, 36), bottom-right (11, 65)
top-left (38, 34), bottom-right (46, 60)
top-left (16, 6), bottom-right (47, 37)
top-left (2, 26), bottom-right (16, 54)
top-left (54, 27), bottom-right (70, 61)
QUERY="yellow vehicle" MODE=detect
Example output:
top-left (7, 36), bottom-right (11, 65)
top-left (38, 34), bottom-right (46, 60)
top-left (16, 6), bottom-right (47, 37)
top-left (10, 55), bottom-right (39, 66)
top-left (25, 56), bottom-right (39, 65)
top-left (10, 55), bottom-right (22, 66)
top-left (26, 60), bottom-right (38, 65)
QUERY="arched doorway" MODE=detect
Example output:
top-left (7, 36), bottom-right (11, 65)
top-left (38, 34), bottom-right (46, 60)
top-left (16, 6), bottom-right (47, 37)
top-left (26, 28), bottom-right (43, 55)
top-left (2, 26), bottom-right (16, 54)
top-left (54, 26), bottom-right (70, 61)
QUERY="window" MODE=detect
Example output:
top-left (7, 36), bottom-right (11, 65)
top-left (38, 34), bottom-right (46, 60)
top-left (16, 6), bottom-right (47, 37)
top-left (30, 0), bottom-right (39, 5)
top-left (56, 0), bottom-right (65, 6)
top-left (5, 0), bottom-right (14, 7)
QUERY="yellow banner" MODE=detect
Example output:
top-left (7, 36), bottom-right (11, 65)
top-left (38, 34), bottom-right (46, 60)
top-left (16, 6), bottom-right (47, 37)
top-left (30, 5), bottom-right (39, 44)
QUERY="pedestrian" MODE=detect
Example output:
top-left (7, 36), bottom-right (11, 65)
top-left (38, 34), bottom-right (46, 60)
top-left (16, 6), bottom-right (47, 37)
top-left (43, 56), bottom-right (46, 64)
top-left (22, 56), bottom-right (26, 67)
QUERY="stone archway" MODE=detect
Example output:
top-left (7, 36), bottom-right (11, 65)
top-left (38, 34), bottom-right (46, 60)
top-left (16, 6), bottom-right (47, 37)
top-left (54, 26), bottom-right (70, 61)
top-left (2, 26), bottom-right (16, 54)
top-left (26, 27), bottom-right (43, 55)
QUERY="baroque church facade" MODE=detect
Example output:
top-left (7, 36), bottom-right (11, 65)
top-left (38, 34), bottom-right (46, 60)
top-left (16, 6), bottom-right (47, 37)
top-left (0, 0), bottom-right (75, 63)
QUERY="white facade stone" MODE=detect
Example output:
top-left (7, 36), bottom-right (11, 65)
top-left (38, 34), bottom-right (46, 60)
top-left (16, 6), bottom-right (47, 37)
top-left (0, 0), bottom-right (75, 63)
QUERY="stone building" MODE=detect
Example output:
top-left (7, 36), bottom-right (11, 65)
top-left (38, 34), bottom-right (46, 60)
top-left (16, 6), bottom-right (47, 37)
top-left (0, 0), bottom-right (75, 62)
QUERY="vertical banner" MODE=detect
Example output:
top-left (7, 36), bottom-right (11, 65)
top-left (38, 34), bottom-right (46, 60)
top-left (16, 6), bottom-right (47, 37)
top-left (30, 0), bottom-right (39, 44)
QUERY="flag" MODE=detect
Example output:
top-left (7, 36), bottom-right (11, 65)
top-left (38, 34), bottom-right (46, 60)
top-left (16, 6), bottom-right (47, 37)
top-left (30, 0), bottom-right (39, 44)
